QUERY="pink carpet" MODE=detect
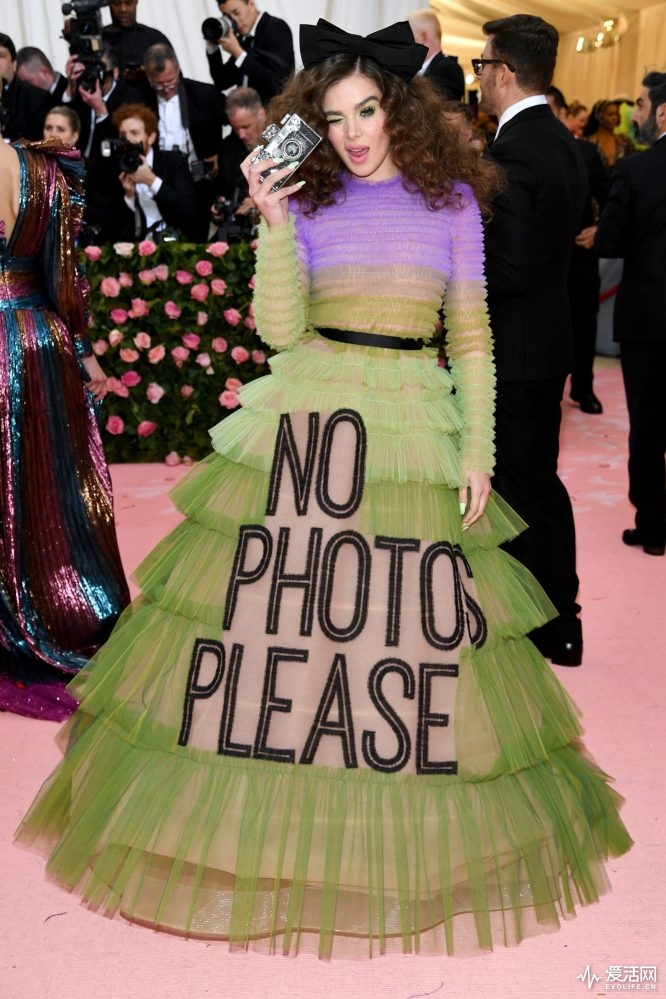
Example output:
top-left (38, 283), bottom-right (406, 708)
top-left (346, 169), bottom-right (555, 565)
top-left (2, 358), bottom-right (664, 999)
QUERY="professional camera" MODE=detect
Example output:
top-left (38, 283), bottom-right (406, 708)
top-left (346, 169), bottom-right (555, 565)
top-left (100, 138), bottom-right (144, 173)
top-left (252, 113), bottom-right (322, 191)
top-left (201, 13), bottom-right (235, 43)
top-left (210, 195), bottom-right (258, 244)
top-left (62, 0), bottom-right (110, 92)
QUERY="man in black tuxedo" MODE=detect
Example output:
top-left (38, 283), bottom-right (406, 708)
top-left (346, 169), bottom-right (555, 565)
top-left (102, 0), bottom-right (171, 78)
top-left (0, 33), bottom-right (52, 141)
top-left (206, 0), bottom-right (294, 104)
top-left (16, 47), bottom-right (68, 104)
top-left (65, 48), bottom-right (139, 158)
top-left (86, 102), bottom-right (199, 243)
top-left (480, 15), bottom-right (588, 666)
top-left (211, 86), bottom-right (265, 240)
top-left (596, 73), bottom-right (666, 557)
top-left (407, 8), bottom-right (464, 101)
top-left (137, 44), bottom-right (227, 239)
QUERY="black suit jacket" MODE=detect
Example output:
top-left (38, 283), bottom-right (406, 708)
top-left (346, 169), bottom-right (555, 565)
top-left (2, 78), bottom-right (52, 141)
top-left (136, 77), bottom-right (226, 162)
top-left (595, 137), bottom-right (666, 342)
top-left (484, 105), bottom-right (588, 382)
top-left (86, 147), bottom-right (199, 243)
top-left (424, 52), bottom-right (464, 101)
top-left (206, 12), bottom-right (294, 103)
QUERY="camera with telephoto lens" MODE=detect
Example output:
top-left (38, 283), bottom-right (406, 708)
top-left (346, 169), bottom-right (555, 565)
top-left (201, 13), bottom-right (235, 43)
top-left (62, 0), bottom-right (110, 92)
top-left (251, 113), bottom-right (322, 191)
top-left (100, 137), bottom-right (144, 174)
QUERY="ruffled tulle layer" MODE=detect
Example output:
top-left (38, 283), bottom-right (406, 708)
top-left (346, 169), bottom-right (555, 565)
top-left (16, 340), bottom-right (631, 956)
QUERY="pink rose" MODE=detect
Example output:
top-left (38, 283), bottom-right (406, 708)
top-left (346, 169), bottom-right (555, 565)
top-left (182, 455), bottom-right (193, 466)
top-left (138, 239), bottom-right (157, 257)
top-left (119, 348), bottom-right (139, 363)
top-left (118, 271), bottom-right (133, 288)
top-left (165, 451), bottom-right (181, 466)
top-left (107, 377), bottom-right (129, 398)
top-left (251, 349), bottom-right (267, 365)
top-left (137, 420), bottom-right (158, 437)
top-left (196, 352), bottom-right (212, 367)
top-left (231, 345), bottom-right (249, 364)
top-left (225, 377), bottom-right (242, 392)
top-left (120, 370), bottom-right (141, 387)
top-left (191, 283), bottom-right (210, 302)
top-left (134, 331), bottom-right (151, 349)
top-left (164, 301), bottom-right (182, 320)
top-left (211, 337), bottom-right (228, 353)
top-left (182, 333), bottom-right (200, 349)
top-left (171, 346), bottom-right (190, 367)
top-left (138, 268), bottom-right (157, 284)
top-left (146, 382), bottom-right (165, 404)
top-left (100, 276), bottom-right (121, 298)
top-left (218, 390), bottom-right (240, 409)
top-left (148, 344), bottom-right (166, 363)
top-left (113, 242), bottom-right (134, 258)
top-left (106, 415), bottom-right (125, 435)
top-left (93, 339), bottom-right (108, 356)
top-left (247, 302), bottom-right (254, 317)
top-left (211, 278), bottom-right (227, 296)
top-left (195, 259), bottom-right (214, 277)
top-left (108, 329), bottom-right (124, 347)
top-left (84, 245), bottom-right (102, 261)
top-left (153, 264), bottom-right (169, 280)
top-left (176, 270), bottom-right (194, 284)
top-left (128, 298), bottom-right (150, 318)
top-left (207, 241), bottom-right (229, 257)
top-left (247, 275), bottom-right (256, 290)
top-left (196, 311), bottom-right (209, 326)
top-left (223, 308), bottom-right (242, 327)
top-left (110, 308), bottom-right (128, 324)
top-left (243, 316), bottom-right (256, 330)
top-left (180, 385), bottom-right (194, 398)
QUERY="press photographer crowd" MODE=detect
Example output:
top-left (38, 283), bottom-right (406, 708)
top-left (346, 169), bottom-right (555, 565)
top-left (0, 0), bottom-right (302, 244)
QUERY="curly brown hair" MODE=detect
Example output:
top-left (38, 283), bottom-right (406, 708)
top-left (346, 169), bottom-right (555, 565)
top-left (267, 56), bottom-right (503, 218)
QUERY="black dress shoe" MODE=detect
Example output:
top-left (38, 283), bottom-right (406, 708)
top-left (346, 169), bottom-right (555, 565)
top-left (571, 391), bottom-right (603, 414)
top-left (530, 618), bottom-right (583, 667)
top-left (622, 528), bottom-right (665, 556)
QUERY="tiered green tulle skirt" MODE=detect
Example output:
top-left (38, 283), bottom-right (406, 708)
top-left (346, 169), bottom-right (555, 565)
top-left (16, 338), bottom-right (632, 957)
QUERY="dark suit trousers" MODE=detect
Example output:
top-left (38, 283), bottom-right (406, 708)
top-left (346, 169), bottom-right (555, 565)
top-left (568, 249), bottom-right (600, 398)
top-left (492, 377), bottom-right (580, 620)
top-left (620, 340), bottom-right (666, 545)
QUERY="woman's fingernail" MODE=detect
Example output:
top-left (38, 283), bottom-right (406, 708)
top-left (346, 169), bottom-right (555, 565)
top-left (459, 501), bottom-right (467, 515)
top-left (462, 523), bottom-right (470, 531)
top-left (296, 179), bottom-right (306, 187)
top-left (288, 160), bottom-right (300, 170)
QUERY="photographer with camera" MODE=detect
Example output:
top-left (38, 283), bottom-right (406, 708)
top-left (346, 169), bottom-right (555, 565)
top-left (85, 102), bottom-right (199, 243)
top-left (211, 86), bottom-right (265, 241)
top-left (204, 0), bottom-right (294, 104)
top-left (64, 47), bottom-right (139, 156)
top-left (0, 33), bottom-right (52, 140)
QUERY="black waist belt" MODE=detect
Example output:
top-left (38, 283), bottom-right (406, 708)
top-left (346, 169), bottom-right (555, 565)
top-left (316, 327), bottom-right (424, 350)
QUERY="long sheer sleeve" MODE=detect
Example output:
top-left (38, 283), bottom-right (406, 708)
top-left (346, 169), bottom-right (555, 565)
top-left (442, 192), bottom-right (496, 475)
top-left (253, 216), bottom-right (310, 352)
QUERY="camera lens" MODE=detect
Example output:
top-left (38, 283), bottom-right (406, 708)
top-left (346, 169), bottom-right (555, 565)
top-left (282, 138), bottom-right (303, 160)
top-left (120, 151), bottom-right (142, 173)
top-left (201, 17), bottom-right (229, 42)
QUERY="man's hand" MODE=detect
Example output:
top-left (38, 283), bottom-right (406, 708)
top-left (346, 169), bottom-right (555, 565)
top-left (218, 32), bottom-right (244, 60)
top-left (78, 78), bottom-right (106, 116)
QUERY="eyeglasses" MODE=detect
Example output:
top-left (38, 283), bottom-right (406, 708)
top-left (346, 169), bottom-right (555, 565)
top-left (471, 58), bottom-right (515, 76)
top-left (149, 76), bottom-right (180, 93)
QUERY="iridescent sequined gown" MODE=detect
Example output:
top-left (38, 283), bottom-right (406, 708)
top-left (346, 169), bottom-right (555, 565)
top-left (0, 143), bottom-right (130, 721)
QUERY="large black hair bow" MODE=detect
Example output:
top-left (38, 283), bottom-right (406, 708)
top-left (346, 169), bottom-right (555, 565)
top-left (299, 19), bottom-right (427, 82)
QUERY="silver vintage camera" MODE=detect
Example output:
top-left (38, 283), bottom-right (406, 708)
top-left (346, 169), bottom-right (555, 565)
top-left (252, 113), bottom-right (322, 191)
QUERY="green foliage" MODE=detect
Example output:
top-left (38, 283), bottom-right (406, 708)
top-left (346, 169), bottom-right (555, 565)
top-left (83, 238), bottom-right (268, 463)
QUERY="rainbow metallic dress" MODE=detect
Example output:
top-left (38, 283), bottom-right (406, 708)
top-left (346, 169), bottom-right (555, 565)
top-left (0, 143), bottom-right (129, 721)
